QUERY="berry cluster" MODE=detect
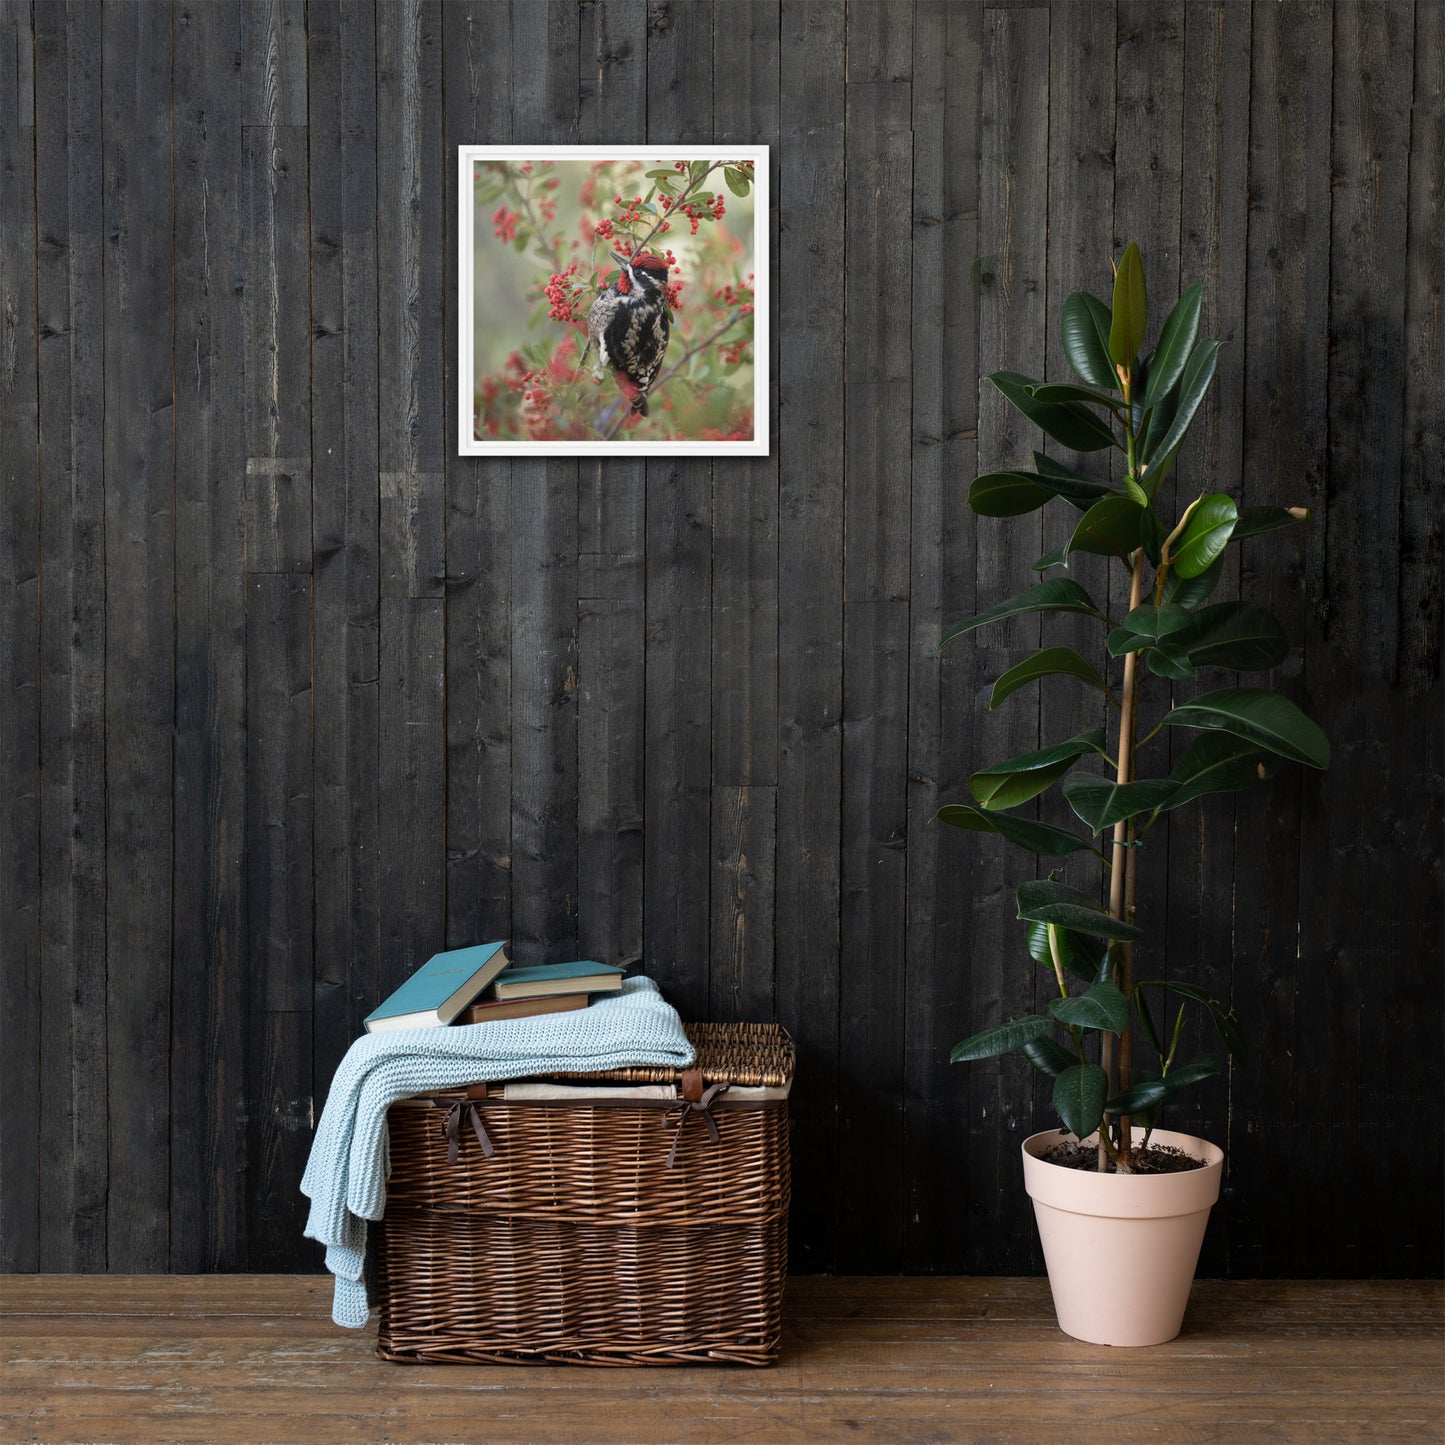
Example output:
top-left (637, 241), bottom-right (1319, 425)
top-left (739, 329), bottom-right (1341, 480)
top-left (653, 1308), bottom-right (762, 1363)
top-left (545, 261), bottom-right (584, 323)
top-left (491, 205), bottom-right (520, 244)
top-left (712, 278), bottom-right (755, 316)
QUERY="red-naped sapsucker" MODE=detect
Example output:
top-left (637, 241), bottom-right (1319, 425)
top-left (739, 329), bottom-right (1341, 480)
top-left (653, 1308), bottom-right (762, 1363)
top-left (582, 250), bottom-right (672, 417)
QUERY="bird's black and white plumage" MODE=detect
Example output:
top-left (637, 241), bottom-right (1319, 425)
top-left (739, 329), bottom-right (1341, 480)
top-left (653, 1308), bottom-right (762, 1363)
top-left (583, 249), bottom-right (672, 417)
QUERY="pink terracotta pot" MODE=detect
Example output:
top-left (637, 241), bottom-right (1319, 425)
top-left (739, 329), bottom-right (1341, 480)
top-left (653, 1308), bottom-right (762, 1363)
top-left (1022, 1126), bottom-right (1224, 1347)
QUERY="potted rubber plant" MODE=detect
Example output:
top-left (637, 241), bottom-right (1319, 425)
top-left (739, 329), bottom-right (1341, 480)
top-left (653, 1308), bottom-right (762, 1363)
top-left (940, 243), bottom-right (1329, 1346)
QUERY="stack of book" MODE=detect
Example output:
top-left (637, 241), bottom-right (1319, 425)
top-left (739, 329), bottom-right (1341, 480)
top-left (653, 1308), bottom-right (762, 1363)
top-left (363, 941), bottom-right (625, 1033)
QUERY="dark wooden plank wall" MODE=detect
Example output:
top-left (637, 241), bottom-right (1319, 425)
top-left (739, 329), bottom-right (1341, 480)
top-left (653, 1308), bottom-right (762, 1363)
top-left (0, 0), bottom-right (1439, 1279)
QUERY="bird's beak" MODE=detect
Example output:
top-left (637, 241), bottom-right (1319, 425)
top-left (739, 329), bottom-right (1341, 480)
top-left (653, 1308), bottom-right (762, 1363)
top-left (609, 250), bottom-right (631, 271)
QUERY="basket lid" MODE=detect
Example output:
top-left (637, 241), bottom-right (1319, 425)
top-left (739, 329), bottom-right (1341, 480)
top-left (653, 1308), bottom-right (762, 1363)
top-left (547, 1020), bottom-right (794, 1089)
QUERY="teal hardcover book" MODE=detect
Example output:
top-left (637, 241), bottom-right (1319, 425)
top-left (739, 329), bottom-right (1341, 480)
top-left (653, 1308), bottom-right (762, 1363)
top-left (363, 941), bottom-right (511, 1032)
top-left (491, 960), bottom-right (625, 1001)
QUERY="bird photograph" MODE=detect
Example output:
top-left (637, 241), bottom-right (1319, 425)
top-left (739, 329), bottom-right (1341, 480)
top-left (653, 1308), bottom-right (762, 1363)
top-left (466, 152), bottom-right (761, 448)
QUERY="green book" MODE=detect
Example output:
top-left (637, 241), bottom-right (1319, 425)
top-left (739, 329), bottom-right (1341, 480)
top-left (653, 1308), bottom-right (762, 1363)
top-left (364, 941), bottom-right (511, 1032)
top-left (491, 960), bottom-right (625, 1002)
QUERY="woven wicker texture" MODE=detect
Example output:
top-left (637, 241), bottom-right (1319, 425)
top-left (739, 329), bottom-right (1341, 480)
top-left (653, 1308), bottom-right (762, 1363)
top-left (553, 1018), bottom-right (795, 1087)
top-left (375, 1022), bottom-right (792, 1367)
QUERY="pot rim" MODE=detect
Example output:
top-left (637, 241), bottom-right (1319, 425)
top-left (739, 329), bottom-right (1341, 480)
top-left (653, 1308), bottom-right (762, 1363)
top-left (1022, 1125), bottom-right (1224, 1219)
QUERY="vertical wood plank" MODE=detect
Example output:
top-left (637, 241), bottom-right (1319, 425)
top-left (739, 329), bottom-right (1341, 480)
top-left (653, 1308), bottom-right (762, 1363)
top-left (1398, 0), bottom-right (1445, 1273)
top-left (102, 0), bottom-right (173, 1272)
top-left (576, 0), bottom-right (646, 971)
top-left (837, 0), bottom-right (913, 1273)
top-left (965, 2), bottom-right (1051, 1274)
top-left (170, 0), bottom-right (249, 1271)
top-left (904, 0), bottom-right (983, 1275)
top-left (310, 0), bottom-right (382, 1092)
top-left (508, 0), bottom-right (581, 967)
top-left (243, 0), bottom-right (310, 574)
top-left (1164, 0), bottom-right (1251, 1269)
top-left (710, 0), bottom-right (779, 1022)
top-left (245, 574), bottom-right (313, 1268)
top-left (643, 0), bottom-right (713, 1017)
top-left (776, 0), bottom-right (845, 1273)
top-left (379, 599), bottom-right (447, 990)
top-left (1233, 0), bottom-right (1333, 1276)
top-left (0, 0), bottom-right (40, 1274)
top-left (444, 1), bottom-right (513, 954)
top-left (377, 0), bottom-right (445, 601)
top-left (35, 0), bottom-right (107, 1274)
top-left (1306, 0), bottom-right (1417, 1276)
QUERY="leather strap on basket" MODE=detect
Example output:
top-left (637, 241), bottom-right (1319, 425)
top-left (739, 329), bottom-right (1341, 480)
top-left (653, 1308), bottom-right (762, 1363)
top-left (443, 1098), bottom-right (496, 1165)
top-left (662, 1081), bottom-right (729, 1169)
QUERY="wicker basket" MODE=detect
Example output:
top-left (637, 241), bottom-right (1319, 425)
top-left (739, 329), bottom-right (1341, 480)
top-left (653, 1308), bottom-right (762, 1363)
top-left (374, 1021), bottom-right (793, 1366)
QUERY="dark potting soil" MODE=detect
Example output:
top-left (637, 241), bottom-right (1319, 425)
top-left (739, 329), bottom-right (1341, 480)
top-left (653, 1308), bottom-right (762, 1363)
top-left (1040, 1139), bottom-right (1209, 1175)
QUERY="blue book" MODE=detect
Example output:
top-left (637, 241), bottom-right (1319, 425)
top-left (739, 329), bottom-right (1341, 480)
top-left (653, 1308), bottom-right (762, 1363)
top-left (491, 960), bottom-right (625, 1001)
top-left (364, 941), bottom-right (511, 1032)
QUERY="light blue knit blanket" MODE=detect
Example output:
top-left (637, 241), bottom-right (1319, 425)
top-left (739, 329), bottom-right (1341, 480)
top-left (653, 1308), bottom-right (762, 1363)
top-left (301, 976), bottom-right (694, 1327)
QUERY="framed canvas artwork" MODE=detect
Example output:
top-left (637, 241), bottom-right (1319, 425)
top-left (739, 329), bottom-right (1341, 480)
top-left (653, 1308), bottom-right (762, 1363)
top-left (458, 145), bottom-right (769, 456)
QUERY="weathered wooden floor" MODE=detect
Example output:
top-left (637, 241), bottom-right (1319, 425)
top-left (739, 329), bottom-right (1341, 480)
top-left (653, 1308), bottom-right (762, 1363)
top-left (1, 1276), bottom-right (1441, 1445)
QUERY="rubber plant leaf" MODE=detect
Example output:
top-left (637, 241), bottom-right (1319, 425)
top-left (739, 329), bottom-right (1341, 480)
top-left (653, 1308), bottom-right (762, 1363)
top-left (1173, 601), bottom-right (1289, 671)
top-left (1160, 555), bottom-right (1223, 608)
top-left (1163, 1055), bottom-right (1222, 1091)
top-left (935, 804), bottom-right (1096, 858)
top-left (1172, 492), bottom-right (1238, 578)
top-left (941, 579), bottom-right (1106, 647)
top-left (1061, 772), bottom-right (1178, 834)
top-left (1050, 980), bottom-right (1130, 1034)
top-left (1053, 1064), bottom-right (1108, 1140)
top-left (1064, 495), bottom-right (1146, 563)
top-left (967, 468), bottom-right (1116, 518)
top-left (950, 1015), bottom-right (1052, 1063)
top-left (1232, 505), bottom-right (1311, 540)
top-left (1155, 732), bottom-right (1275, 813)
top-left (1108, 242), bottom-right (1148, 368)
top-left (1026, 381), bottom-right (1126, 412)
top-left (1022, 1036), bottom-right (1077, 1077)
top-left (1164, 686), bottom-right (1330, 769)
top-left (1027, 920), bottom-right (1108, 984)
top-left (1016, 879), bottom-right (1143, 941)
top-left (988, 371), bottom-right (1118, 453)
top-left (1140, 337), bottom-right (1220, 467)
top-left (1060, 291), bottom-right (1117, 389)
top-left (970, 730), bottom-right (1107, 811)
top-left (1141, 284), bottom-right (1203, 408)
top-left (989, 646), bottom-right (1113, 709)
top-left (1105, 1078), bottom-right (1170, 1114)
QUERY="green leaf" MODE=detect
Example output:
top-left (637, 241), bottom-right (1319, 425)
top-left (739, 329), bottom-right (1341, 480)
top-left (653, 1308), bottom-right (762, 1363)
top-left (1062, 772), bottom-right (1178, 833)
top-left (723, 167), bottom-right (751, 197)
top-left (989, 646), bottom-right (1113, 709)
top-left (689, 158), bottom-right (710, 183)
top-left (1174, 601), bottom-right (1289, 671)
top-left (1142, 285), bottom-right (1203, 408)
top-left (1142, 337), bottom-right (1221, 465)
top-left (1139, 502), bottom-right (1165, 565)
top-left (1159, 733), bottom-right (1275, 812)
top-left (1026, 382), bottom-right (1126, 412)
top-left (1165, 1054), bottom-right (1222, 1090)
top-left (1141, 980), bottom-right (1250, 1063)
top-left (1027, 921), bottom-right (1104, 983)
top-left (989, 371), bottom-right (1118, 453)
top-left (1161, 556), bottom-right (1223, 608)
top-left (1065, 496), bottom-right (1146, 562)
top-left (1135, 988), bottom-right (1163, 1053)
top-left (1114, 602), bottom-right (1195, 645)
top-left (1164, 686), bottom-right (1330, 769)
top-left (936, 804), bottom-right (1096, 857)
top-left (1061, 292), bottom-right (1117, 389)
top-left (1124, 475), bottom-right (1150, 508)
top-left (1033, 542), bottom-right (1069, 571)
top-left (970, 729), bottom-right (1107, 810)
top-left (1109, 242), bottom-right (1148, 367)
top-left (1053, 1064), bottom-right (1108, 1139)
top-left (1105, 1077), bottom-right (1170, 1114)
top-left (951, 1015), bottom-right (1052, 1063)
top-left (1233, 505), bottom-right (1311, 540)
top-left (1016, 879), bottom-right (1143, 941)
top-left (941, 579), bottom-right (1106, 647)
top-left (1023, 1035), bottom-right (1077, 1077)
top-left (1051, 980), bottom-right (1129, 1034)
top-left (967, 468), bottom-right (1115, 517)
top-left (1144, 642), bottom-right (1198, 680)
top-left (1173, 493), bottom-right (1238, 578)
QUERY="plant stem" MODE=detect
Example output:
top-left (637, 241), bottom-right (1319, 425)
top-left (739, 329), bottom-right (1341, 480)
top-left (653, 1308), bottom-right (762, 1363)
top-left (1102, 544), bottom-right (1147, 1172)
